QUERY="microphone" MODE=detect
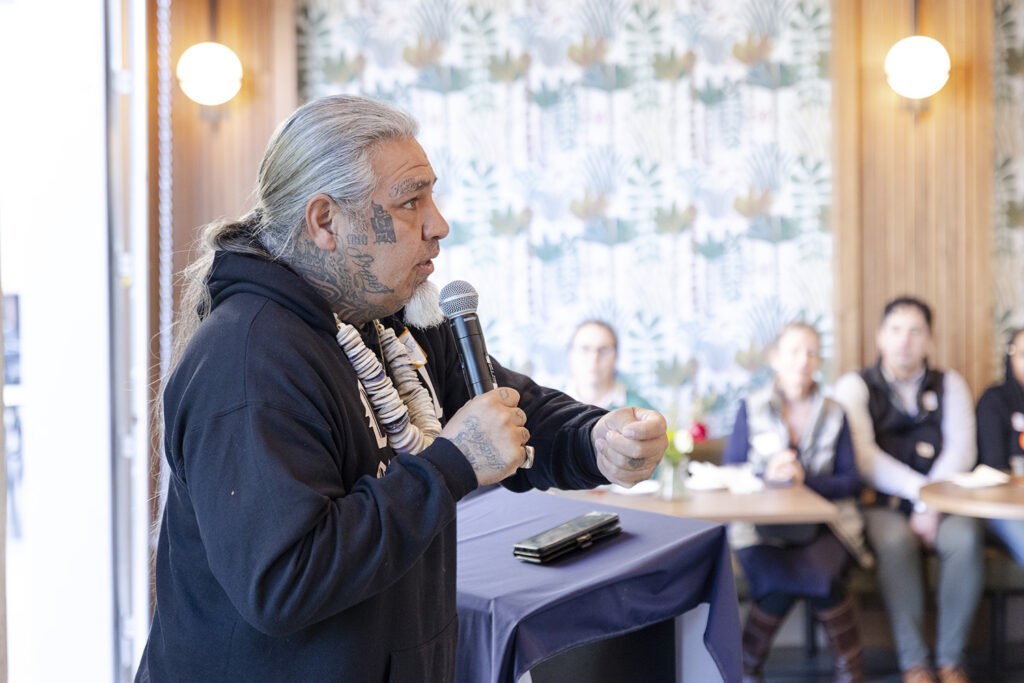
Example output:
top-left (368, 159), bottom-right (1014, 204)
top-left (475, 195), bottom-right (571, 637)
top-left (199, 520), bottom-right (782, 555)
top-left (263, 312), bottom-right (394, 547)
top-left (438, 280), bottom-right (498, 397)
top-left (440, 280), bottom-right (533, 469)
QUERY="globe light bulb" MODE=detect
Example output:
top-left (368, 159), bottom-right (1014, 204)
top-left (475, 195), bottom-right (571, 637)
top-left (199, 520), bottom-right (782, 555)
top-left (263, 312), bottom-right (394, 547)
top-left (176, 42), bottom-right (243, 106)
top-left (884, 35), bottom-right (950, 100)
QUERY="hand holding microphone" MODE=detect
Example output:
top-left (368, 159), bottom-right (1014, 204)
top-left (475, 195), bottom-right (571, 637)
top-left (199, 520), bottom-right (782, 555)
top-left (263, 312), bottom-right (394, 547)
top-left (441, 388), bottom-right (532, 485)
top-left (438, 280), bottom-right (534, 476)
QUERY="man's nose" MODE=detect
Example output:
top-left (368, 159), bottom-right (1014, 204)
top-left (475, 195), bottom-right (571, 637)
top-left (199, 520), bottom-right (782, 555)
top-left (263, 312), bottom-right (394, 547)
top-left (424, 201), bottom-right (450, 240)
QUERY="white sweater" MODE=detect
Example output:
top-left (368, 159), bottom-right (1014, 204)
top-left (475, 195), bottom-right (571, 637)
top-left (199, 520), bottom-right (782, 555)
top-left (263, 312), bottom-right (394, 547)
top-left (833, 369), bottom-right (976, 503)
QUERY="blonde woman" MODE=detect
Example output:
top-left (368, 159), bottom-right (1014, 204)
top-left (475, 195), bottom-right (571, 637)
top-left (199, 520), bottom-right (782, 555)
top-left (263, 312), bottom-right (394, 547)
top-left (723, 323), bottom-right (870, 683)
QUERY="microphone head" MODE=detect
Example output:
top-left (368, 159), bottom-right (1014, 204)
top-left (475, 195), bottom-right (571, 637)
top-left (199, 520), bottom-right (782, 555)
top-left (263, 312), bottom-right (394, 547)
top-left (439, 280), bottom-right (479, 319)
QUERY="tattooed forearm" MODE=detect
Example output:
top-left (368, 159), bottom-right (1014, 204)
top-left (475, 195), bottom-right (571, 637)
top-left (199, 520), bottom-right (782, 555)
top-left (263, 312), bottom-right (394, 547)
top-left (449, 417), bottom-right (505, 472)
top-left (370, 202), bottom-right (396, 243)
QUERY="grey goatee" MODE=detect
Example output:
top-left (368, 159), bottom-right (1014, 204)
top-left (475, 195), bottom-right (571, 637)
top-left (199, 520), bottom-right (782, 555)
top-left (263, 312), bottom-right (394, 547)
top-left (403, 280), bottom-right (445, 328)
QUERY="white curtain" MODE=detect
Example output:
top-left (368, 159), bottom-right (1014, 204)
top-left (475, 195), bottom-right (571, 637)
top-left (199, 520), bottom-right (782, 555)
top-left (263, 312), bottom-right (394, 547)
top-left (1, 268), bottom-right (8, 681)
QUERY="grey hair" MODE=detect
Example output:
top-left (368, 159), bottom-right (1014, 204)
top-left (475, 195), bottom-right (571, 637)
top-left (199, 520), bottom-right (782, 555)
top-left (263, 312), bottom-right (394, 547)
top-left (256, 94), bottom-right (418, 256)
top-left (171, 95), bottom-right (418, 370)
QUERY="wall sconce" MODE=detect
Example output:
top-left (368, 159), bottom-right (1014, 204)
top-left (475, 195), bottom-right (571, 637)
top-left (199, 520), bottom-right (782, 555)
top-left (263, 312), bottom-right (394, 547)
top-left (884, 35), bottom-right (950, 100)
top-left (175, 0), bottom-right (242, 107)
top-left (176, 41), bottom-right (242, 106)
top-left (883, 0), bottom-right (949, 108)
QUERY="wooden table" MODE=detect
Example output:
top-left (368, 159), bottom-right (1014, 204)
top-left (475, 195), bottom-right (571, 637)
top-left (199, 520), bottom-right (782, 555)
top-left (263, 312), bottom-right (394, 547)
top-left (919, 480), bottom-right (1024, 520)
top-left (551, 483), bottom-right (839, 524)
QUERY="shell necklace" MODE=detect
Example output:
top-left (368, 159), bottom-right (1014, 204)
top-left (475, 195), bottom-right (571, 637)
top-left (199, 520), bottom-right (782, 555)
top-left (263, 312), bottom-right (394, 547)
top-left (334, 316), bottom-right (441, 454)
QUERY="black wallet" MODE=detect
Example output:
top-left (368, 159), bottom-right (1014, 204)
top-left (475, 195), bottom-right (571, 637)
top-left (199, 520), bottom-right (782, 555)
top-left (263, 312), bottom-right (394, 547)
top-left (513, 511), bottom-right (621, 564)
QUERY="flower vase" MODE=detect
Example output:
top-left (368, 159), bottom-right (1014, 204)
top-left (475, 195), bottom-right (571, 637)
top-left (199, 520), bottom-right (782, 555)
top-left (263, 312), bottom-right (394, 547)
top-left (658, 457), bottom-right (689, 500)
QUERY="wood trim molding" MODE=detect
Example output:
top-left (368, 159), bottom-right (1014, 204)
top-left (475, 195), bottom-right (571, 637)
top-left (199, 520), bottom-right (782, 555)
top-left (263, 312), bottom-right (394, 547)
top-left (832, 0), bottom-right (863, 377)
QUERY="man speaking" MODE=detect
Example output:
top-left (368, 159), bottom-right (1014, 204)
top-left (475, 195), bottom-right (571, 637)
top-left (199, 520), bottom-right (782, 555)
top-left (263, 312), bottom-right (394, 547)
top-left (136, 95), bottom-right (666, 682)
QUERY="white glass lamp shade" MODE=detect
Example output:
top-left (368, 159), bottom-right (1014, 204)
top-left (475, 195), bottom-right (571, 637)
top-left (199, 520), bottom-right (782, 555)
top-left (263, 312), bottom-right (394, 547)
top-left (884, 36), bottom-right (951, 99)
top-left (176, 42), bottom-right (243, 106)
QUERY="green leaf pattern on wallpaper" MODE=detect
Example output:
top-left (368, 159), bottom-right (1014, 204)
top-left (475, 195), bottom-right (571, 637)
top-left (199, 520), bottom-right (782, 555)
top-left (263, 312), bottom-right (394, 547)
top-left (993, 0), bottom-right (1024, 364)
top-left (297, 0), bottom-right (832, 435)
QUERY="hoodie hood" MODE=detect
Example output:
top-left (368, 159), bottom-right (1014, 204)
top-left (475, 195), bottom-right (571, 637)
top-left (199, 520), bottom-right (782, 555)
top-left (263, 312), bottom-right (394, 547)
top-left (207, 251), bottom-right (337, 335)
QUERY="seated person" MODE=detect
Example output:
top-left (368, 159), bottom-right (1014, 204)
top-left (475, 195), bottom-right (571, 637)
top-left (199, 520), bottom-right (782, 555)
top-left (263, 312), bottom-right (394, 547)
top-left (835, 296), bottom-right (981, 683)
top-left (975, 327), bottom-right (1024, 566)
top-left (723, 322), bottom-right (869, 683)
top-left (566, 320), bottom-right (652, 410)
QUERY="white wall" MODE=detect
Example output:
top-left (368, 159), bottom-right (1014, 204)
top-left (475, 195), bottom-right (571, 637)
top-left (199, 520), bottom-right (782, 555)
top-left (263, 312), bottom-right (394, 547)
top-left (0, 1), bottom-right (116, 681)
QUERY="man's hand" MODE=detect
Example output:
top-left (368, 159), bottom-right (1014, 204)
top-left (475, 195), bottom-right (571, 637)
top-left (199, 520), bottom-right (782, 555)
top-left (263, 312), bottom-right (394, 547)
top-left (764, 449), bottom-right (805, 486)
top-left (909, 508), bottom-right (941, 548)
top-left (441, 387), bottom-right (531, 486)
top-left (591, 407), bottom-right (668, 487)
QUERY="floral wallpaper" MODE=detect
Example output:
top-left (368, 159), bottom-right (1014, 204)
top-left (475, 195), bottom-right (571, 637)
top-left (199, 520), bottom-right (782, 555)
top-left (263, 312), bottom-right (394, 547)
top-left (296, 0), bottom-right (833, 435)
top-left (993, 0), bottom-right (1024, 354)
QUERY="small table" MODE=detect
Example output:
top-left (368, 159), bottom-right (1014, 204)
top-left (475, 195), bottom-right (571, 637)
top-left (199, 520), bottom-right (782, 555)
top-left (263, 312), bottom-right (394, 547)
top-left (455, 486), bottom-right (741, 683)
top-left (551, 483), bottom-right (840, 524)
top-left (919, 480), bottom-right (1024, 519)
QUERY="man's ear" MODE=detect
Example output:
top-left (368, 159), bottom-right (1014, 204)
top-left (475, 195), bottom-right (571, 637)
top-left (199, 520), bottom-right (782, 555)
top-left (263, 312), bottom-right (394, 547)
top-left (305, 194), bottom-right (339, 251)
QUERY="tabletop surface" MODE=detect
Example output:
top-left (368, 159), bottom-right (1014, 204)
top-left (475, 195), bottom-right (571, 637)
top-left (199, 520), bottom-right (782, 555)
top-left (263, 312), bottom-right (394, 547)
top-left (550, 482), bottom-right (840, 524)
top-left (455, 486), bottom-right (741, 683)
top-left (919, 480), bottom-right (1024, 520)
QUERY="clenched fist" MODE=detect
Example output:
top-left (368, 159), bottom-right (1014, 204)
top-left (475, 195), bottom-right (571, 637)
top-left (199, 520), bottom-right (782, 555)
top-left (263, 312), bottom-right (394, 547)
top-left (591, 407), bottom-right (667, 487)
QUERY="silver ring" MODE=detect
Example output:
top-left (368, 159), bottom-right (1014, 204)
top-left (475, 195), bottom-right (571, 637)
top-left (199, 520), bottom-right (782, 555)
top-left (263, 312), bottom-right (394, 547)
top-left (522, 445), bottom-right (535, 469)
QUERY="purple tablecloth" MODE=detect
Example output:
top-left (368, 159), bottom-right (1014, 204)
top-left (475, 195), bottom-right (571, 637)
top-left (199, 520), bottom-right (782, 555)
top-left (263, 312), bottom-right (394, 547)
top-left (455, 487), bottom-right (742, 682)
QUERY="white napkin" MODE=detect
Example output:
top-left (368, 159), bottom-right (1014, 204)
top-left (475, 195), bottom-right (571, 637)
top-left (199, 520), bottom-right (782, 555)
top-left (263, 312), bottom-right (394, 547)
top-left (609, 480), bottom-right (660, 496)
top-left (950, 464), bottom-right (1011, 488)
top-left (685, 462), bottom-right (765, 493)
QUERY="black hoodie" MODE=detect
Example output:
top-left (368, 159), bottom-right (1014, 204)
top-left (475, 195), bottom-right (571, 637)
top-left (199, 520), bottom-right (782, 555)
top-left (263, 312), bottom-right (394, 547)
top-left (136, 251), bottom-right (608, 682)
top-left (976, 330), bottom-right (1024, 469)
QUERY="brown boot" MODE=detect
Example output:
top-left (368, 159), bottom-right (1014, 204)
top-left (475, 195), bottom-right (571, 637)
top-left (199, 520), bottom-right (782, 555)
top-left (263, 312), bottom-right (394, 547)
top-left (815, 596), bottom-right (865, 683)
top-left (742, 604), bottom-right (785, 683)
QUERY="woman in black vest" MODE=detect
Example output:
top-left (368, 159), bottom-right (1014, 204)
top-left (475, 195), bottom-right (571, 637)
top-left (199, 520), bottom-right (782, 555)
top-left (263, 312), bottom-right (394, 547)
top-left (975, 328), bottom-right (1024, 565)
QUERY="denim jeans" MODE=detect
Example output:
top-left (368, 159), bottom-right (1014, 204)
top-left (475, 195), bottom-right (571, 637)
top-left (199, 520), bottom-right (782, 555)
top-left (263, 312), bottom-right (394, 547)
top-left (988, 517), bottom-right (1024, 566)
top-left (863, 507), bottom-right (983, 671)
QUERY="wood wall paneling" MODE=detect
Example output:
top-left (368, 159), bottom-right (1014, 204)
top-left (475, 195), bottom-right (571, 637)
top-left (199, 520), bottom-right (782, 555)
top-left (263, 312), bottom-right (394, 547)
top-left (147, 0), bottom-right (297, 510)
top-left (832, 0), bottom-right (863, 376)
top-left (167, 0), bottom-right (297, 308)
top-left (834, 0), bottom-right (993, 396)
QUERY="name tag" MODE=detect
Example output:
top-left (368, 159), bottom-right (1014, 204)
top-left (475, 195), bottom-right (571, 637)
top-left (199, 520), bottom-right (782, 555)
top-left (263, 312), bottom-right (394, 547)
top-left (922, 391), bottom-right (939, 412)
top-left (398, 328), bottom-right (428, 368)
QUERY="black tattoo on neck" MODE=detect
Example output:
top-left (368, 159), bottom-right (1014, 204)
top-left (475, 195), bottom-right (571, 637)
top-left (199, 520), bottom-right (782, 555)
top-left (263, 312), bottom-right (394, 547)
top-left (370, 202), bottom-right (396, 243)
top-left (287, 234), bottom-right (394, 324)
top-left (449, 417), bottom-right (505, 472)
